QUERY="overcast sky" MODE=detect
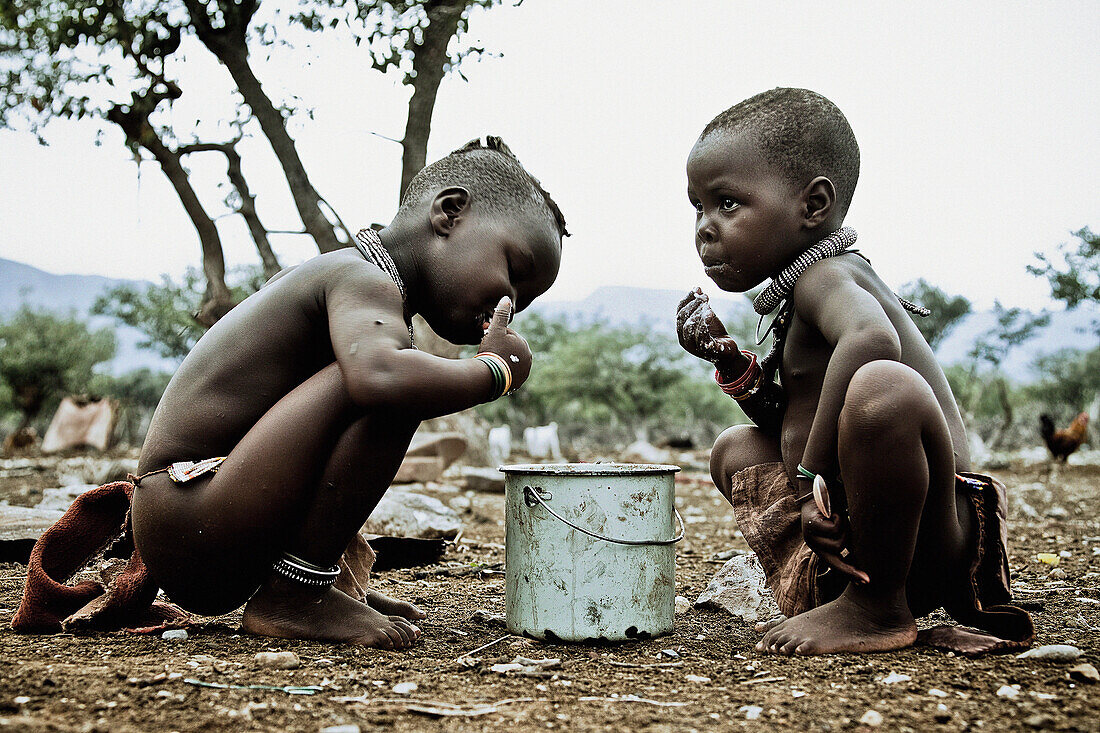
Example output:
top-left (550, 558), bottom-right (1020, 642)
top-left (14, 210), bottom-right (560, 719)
top-left (1, 1), bottom-right (1096, 311)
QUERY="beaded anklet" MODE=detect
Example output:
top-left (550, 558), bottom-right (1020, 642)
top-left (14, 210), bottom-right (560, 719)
top-left (272, 553), bottom-right (341, 588)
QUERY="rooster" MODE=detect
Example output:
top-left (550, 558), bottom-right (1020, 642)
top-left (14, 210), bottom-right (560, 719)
top-left (1039, 412), bottom-right (1089, 462)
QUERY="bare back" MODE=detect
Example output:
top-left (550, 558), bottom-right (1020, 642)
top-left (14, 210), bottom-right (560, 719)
top-left (139, 249), bottom-right (400, 472)
top-left (779, 253), bottom-right (970, 478)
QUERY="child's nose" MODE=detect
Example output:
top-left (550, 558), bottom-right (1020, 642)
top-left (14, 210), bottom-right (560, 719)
top-left (696, 216), bottom-right (717, 243)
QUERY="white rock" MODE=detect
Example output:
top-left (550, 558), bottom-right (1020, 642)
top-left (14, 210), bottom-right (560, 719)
top-left (695, 552), bottom-right (781, 624)
top-left (1058, 550), bottom-right (1072, 559)
top-left (1069, 662), bottom-right (1099, 683)
top-left (928, 688), bottom-right (949, 697)
top-left (392, 681), bottom-right (418, 695)
top-left (254, 651), bottom-right (300, 669)
top-left (995, 684), bottom-right (1020, 698)
top-left (674, 596), bottom-right (691, 615)
top-left (161, 629), bottom-right (188, 641)
top-left (1016, 644), bottom-right (1083, 662)
top-left (881, 672), bottom-right (911, 684)
top-left (13, 696), bottom-right (30, 705)
top-left (320, 726), bottom-right (360, 733)
top-left (363, 490), bottom-right (462, 539)
top-left (859, 710), bottom-right (883, 726)
top-left (1046, 506), bottom-right (1070, 520)
top-left (738, 705), bottom-right (763, 720)
top-left (685, 674), bottom-right (711, 684)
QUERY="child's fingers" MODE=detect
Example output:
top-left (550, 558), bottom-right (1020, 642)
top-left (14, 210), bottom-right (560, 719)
top-left (488, 296), bottom-right (512, 332)
top-left (820, 552), bottom-right (870, 585)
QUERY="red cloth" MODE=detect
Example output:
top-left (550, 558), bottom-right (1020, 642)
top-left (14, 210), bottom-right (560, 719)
top-left (11, 480), bottom-right (189, 633)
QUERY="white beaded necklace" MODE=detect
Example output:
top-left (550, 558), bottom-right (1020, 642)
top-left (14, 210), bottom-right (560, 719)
top-left (354, 228), bottom-right (415, 346)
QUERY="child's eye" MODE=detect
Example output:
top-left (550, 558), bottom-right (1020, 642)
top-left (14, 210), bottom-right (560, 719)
top-left (691, 200), bottom-right (703, 214)
top-left (719, 197), bottom-right (740, 212)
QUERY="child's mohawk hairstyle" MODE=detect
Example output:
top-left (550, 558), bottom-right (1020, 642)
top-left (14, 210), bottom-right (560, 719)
top-left (400, 136), bottom-right (569, 239)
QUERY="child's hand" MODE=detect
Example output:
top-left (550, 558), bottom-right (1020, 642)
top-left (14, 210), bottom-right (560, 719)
top-left (800, 501), bottom-right (870, 586)
top-left (676, 288), bottom-right (740, 368)
top-left (478, 297), bottom-right (532, 391)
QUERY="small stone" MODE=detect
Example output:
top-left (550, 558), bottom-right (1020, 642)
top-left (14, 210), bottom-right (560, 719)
top-left (880, 672), bottom-right (911, 685)
top-left (1058, 550), bottom-right (1072, 559)
top-left (1068, 662), bottom-right (1099, 683)
top-left (791, 690), bottom-right (806, 698)
top-left (928, 688), bottom-right (948, 698)
top-left (859, 710), bottom-right (883, 727)
top-left (995, 684), bottom-right (1020, 698)
top-left (13, 696), bottom-right (30, 705)
top-left (685, 674), bottom-right (711, 684)
top-left (738, 705), bottom-right (763, 720)
top-left (254, 651), bottom-right (300, 670)
top-left (1048, 568), bottom-right (1068, 580)
top-left (659, 648), bottom-right (680, 659)
top-left (1024, 714), bottom-right (1055, 729)
top-left (392, 681), bottom-right (418, 695)
top-left (320, 725), bottom-right (361, 733)
top-left (934, 703), bottom-right (951, 723)
top-left (161, 629), bottom-right (188, 641)
top-left (674, 596), bottom-right (691, 615)
top-left (1016, 644), bottom-right (1083, 662)
top-left (1046, 507), bottom-right (1069, 520)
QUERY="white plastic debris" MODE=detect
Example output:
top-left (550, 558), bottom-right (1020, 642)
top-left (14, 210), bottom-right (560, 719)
top-left (1016, 645), bottom-right (1083, 662)
top-left (995, 684), bottom-right (1020, 698)
top-left (738, 705), bottom-right (763, 720)
top-left (881, 672), bottom-right (911, 685)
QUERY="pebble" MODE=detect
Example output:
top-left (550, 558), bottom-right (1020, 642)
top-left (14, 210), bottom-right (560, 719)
top-left (1046, 507), bottom-right (1069, 520)
top-left (1048, 568), bottom-right (1068, 580)
top-left (928, 688), bottom-right (948, 698)
top-left (1016, 644), bottom-right (1083, 662)
top-left (161, 629), bottom-right (188, 641)
top-left (674, 596), bottom-right (691, 615)
top-left (685, 674), bottom-right (711, 684)
top-left (392, 681), bottom-right (418, 695)
top-left (933, 703), bottom-right (951, 723)
top-left (1068, 662), bottom-right (1099, 683)
top-left (995, 684), bottom-right (1020, 698)
top-left (254, 651), bottom-right (300, 670)
top-left (1024, 714), bottom-right (1055, 729)
top-left (859, 710), bottom-right (883, 727)
top-left (320, 725), bottom-right (361, 733)
top-left (1058, 550), bottom-right (1072, 558)
top-left (880, 672), bottom-right (911, 685)
top-left (738, 705), bottom-right (763, 720)
top-left (13, 696), bottom-right (30, 705)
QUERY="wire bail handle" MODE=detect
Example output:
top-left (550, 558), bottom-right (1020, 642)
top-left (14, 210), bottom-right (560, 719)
top-left (522, 485), bottom-right (685, 546)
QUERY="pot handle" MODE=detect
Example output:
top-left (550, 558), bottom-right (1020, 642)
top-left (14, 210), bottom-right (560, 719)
top-left (522, 485), bottom-right (685, 546)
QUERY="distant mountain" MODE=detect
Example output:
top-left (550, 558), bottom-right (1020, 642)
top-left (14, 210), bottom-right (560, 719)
top-left (0, 258), bottom-right (180, 376)
top-left (3, 257), bottom-right (1097, 380)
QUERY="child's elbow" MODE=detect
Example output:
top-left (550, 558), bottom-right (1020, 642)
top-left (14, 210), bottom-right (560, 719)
top-left (342, 353), bottom-right (405, 409)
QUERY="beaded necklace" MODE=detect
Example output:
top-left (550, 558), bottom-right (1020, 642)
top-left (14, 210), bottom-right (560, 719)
top-left (354, 228), bottom-right (415, 346)
top-left (753, 227), bottom-right (929, 380)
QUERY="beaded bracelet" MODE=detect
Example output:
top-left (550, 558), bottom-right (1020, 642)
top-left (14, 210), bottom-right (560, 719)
top-left (475, 352), bottom-right (513, 401)
top-left (715, 350), bottom-right (763, 399)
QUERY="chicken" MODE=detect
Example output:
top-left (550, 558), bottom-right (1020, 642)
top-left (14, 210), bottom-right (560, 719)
top-left (1039, 412), bottom-right (1089, 462)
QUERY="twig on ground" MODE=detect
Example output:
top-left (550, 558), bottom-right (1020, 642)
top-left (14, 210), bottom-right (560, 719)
top-left (578, 695), bottom-right (688, 707)
top-left (456, 634), bottom-right (511, 662)
top-left (740, 676), bottom-right (787, 685)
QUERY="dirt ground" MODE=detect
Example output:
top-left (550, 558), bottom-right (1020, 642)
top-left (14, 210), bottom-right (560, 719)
top-left (0, 452), bottom-right (1097, 732)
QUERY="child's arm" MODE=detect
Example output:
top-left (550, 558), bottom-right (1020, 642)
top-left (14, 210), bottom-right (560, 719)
top-left (327, 271), bottom-right (525, 420)
top-left (676, 289), bottom-right (785, 434)
top-left (794, 271), bottom-right (902, 479)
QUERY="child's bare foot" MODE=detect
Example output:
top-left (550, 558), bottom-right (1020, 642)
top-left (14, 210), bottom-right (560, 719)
top-left (364, 589), bottom-right (427, 621)
top-left (242, 579), bottom-right (420, 648)
top-left (755, 591), bottom-right (917, 655)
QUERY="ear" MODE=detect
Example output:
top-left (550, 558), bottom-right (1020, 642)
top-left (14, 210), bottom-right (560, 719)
top-left (801, 176), bottom-right (836, 228)
top-left (429, 187), bottom-right (471, 237)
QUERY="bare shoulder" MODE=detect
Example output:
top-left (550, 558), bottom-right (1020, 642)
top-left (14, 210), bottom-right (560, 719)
top-left (274, 250), bottom-right (405, 317)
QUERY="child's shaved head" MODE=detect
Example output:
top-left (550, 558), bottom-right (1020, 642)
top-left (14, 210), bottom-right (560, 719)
top-left (399, 136), bottom-right (569, 238)
top-left (702, 88), bottom-right (860, 217)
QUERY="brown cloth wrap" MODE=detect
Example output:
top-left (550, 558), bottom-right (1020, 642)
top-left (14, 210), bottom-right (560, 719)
top-left (729, 462), bottom-right (1034, 653)
top-left (12, 479), bottom-right (375, 634)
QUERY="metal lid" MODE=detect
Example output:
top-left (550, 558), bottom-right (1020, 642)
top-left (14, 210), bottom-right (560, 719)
top-left (498, 462), bottom-right (681, 476)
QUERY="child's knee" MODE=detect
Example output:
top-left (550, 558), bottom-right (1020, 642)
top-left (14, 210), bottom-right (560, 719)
top-left (711, 424), bottom-right (781, 481)
top-left (842, 361), bottom-right (938, 439)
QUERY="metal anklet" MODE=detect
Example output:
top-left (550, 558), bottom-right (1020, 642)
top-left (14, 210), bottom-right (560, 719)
top-left (272, 553), bottom-right (341, 588)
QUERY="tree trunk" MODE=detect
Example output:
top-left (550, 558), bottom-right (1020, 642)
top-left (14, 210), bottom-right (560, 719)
top-left (399, 1), bottom-right (467, 199)
top-left (108, 105), bottom-right (235, 327)
top-left (183, 0), bottom-right (349, 253)
top-left (181, 141), bottom-right (282, 279)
